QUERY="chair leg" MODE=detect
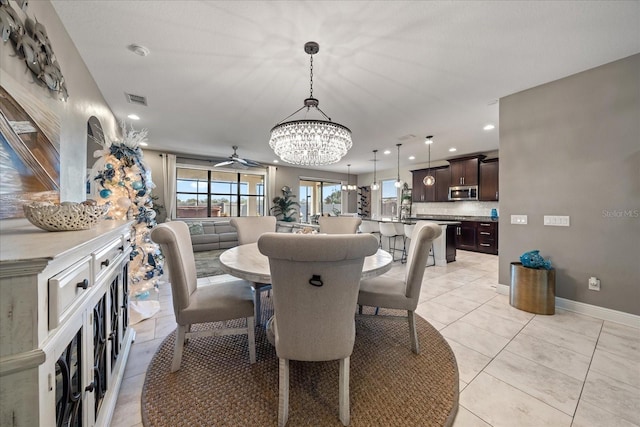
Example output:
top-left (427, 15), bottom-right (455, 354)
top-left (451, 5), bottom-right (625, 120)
top-left (171, 324), bottom-right (187, 372)
top-left (339, 357), bottom-right (350, 426)
top-left (278, 358), bottom-right (290, 427)
top-left (408, 310), bottom-right (420, 354)
top-left (247, 316), bottom-right (256, 364)
top-left (254, 286), bottom-right (262, 326)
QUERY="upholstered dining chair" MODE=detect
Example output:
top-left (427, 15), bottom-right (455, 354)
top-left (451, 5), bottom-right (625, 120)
top-left (258, 232), bottom-right (379, 427)
top-left (318, 216), bottom-right (362, 234)
top-left (357, 221), bottom-right (442, 354)
top-left (230, 216), bottom-right (277, 325)
top-left (151, 221), bottom-right (256, 372)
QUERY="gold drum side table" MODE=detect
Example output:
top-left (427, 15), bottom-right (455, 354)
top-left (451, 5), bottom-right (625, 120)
top-left (510, 262), bottom-right (555, 315)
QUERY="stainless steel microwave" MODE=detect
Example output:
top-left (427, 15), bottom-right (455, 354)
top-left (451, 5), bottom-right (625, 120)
top-left (448, 185), bottom-right (478, 201)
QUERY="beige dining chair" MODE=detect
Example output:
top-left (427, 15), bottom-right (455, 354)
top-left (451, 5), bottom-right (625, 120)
top-left (258, 232), bottom-right (379, 427)
top-left (230, 216), bottom-right (277, 325)
top-left (357, 221), bottom-right (442, 354)
top-left (318, 216), bottom-right (362, 234)
top-left (151, 221), bottom-right (256, 372)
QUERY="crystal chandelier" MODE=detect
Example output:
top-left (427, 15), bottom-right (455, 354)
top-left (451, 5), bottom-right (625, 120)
top-left (394, 143), bottom-right (403, 188)
top-left (342, 164), bottom-right (357, 191)
top-left (423, 136), bottom-right (435, 186)
top-left (269, 42), bottom-right (352, 166)
top-left (371, 150), bottom-right (380, 190)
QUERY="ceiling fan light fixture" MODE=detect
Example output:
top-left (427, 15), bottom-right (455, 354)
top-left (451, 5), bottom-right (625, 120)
top-left (269, 42), bottom-right (352, 166)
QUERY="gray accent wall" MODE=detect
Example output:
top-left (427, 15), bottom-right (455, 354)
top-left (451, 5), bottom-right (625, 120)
top-left (499, 54), bottom-right (640, 315)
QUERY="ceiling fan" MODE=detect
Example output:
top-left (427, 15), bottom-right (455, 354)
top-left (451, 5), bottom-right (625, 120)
top-left (214, 146), bottom-right (261, 168)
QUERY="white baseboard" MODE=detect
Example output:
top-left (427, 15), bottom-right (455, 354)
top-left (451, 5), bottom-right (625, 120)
top-left (495, 283), bottom-right (640, 328)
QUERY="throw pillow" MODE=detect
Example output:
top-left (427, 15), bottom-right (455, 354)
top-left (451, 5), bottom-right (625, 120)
top-left (188, 222), bottom-right (204, 235)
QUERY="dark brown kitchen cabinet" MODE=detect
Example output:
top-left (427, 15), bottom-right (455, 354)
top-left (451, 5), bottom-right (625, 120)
top-left (476, 221), bottom-right (498, 254)
top-left (412, 169), bottom-right (429, 202)
top-left (479, 158), bottom-right (499, 201)
top-left (435, 167), bottom-right (451, 202)
top-left (455, 221), bottom-right (477, 250)
top-left (412, 167), bottom-right (450, 202)
top-left (449, 155), bottom-right (484, 186)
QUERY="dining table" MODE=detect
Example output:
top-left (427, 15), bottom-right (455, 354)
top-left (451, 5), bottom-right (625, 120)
top-left (219, 242), bottom-right (393, 284)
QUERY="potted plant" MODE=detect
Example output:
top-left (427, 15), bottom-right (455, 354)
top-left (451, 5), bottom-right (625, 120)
top-left (271, 186), bottom-right (300, 222)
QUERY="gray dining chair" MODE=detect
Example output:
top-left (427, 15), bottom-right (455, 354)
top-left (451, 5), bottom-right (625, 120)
top-left (318, 216), bottom-right (362, 234)
top-left (357, 221), bottom-right (442, 354)
top-left (258, 232), bottom-right (379, 427)
top-left (230, 216), bottom-right (277, 325)
top-left (151, 221), bottom-right (256, 371)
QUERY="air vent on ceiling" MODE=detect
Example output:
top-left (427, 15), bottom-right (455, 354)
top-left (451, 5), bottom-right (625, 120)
top-left (125, 92), bottom-right (148, 106)
top-left (398, 134), bottom-right (417, 141)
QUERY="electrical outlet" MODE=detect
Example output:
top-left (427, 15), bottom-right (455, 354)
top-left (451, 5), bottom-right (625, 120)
top-left (588, 276), bottom-right (601, 291)
top-left (511, 215), bottom-right (528, 225)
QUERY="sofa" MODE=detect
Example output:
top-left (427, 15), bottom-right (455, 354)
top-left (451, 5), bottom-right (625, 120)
top-left (183, 220), bottom-right (239, 252)
top-left (181, 219), bottom-right (321, 252)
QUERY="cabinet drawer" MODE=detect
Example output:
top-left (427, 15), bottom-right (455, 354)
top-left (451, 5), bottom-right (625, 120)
top-left (93, 237), bottom-right (126, 281)
top-left (49, 256), bottom-right (92, 329)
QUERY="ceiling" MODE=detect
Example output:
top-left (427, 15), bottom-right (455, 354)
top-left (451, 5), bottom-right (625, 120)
top-left (51, 1), bottom-right (640, 174)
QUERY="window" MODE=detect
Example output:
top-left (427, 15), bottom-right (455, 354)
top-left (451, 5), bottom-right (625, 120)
top-left (176, 167), bottom-right (264, 218)
top-left (299, 179), bottom-right (342, 223)
top-left (380, 179), bottom-right (398, 218)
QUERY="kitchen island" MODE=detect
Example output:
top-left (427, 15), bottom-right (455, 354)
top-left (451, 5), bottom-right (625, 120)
top-left (363, 218), bottom-right (460, 266)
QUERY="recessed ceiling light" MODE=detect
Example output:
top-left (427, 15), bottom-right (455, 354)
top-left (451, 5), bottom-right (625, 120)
top-left (127, 44), bottom-right (150, 57)
top-left (128, 114), bottom-right (140, 120)
top-left (449, 147), bottom-right (457, 152)
top-left (383, 150), bottom-right (391, 155)
top-left (273, 159), bottom-right (279, 163)
top-left (483, 124), bottom-right (495, 131)
top-left (139, 141), bottom-right (148, 146)
top-left (408, 156), bottom-right (415, 160)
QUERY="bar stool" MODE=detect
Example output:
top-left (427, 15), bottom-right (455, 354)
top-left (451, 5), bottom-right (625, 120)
top-left (379, 222), bottom-right (403, 261)
top-left (359, 220), bottom-right (381, 247)
top-left (401, 223), bottom-right (415, 264)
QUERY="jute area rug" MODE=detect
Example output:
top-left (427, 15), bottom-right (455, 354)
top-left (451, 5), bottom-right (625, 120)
top-left (141, 295), bottom-right (459, 427)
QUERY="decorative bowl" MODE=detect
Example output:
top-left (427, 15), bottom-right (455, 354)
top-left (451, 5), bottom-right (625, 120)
top-left (23, 202), bottom-right (110, 232)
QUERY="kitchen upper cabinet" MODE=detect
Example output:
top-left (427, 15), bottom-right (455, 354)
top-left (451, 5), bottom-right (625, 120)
top-left (449, 156), bottom-right (484, 186)
top-left (412, 167), bottom-right (450, 202)
top-left (479, 158), bottom-right (499, 201)
top-left (435, 167), bottom-right (451, 202)
top-left (412, 169), bottom-right (429, 202)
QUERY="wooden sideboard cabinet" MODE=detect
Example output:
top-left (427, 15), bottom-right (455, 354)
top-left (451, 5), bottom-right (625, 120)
top-left (0, 219), bottom-right (135, 427)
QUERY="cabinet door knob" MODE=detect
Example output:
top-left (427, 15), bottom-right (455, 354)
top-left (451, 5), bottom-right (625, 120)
top-left (85, 381), bottom-right (95, 392)
top-left (118, 245), bottom-right (125, 252)
top-left (101, 259), bottom-right (110, 268)
top-left (76, 279), bottom-right (89, 290)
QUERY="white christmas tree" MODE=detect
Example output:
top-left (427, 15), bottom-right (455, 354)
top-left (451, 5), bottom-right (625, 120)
top-left (92, 125), bottom-right (163, 324)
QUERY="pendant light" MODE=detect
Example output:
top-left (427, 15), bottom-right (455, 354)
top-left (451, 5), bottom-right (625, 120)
top-left (269, 41), bottom-right (352, 166)
top-left (394, 143), bottom-right (403, 188)
top-left (342, 164), bottom-right (357, 191)
top-left (371, 150), bottom-right (380, 191)
top-left (423, 135), bottom-right (435, 186)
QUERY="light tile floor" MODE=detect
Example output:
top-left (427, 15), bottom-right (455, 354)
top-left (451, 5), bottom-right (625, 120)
top-left (111, 250), bottom-right (640, 427)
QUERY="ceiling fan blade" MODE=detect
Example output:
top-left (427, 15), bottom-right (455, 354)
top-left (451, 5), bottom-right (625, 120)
top-left (214, 160), bottom-right (233, 167)
top-left (243, 159), bottom-right (261, 167)
top-left (235, 157), bottom-right (249, 165)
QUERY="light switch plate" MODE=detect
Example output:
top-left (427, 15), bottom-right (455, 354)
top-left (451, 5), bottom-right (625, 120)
top-left (510, 215), bottom-right (528, 225)
top-left (544, 215), bottom-right (570, 226)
